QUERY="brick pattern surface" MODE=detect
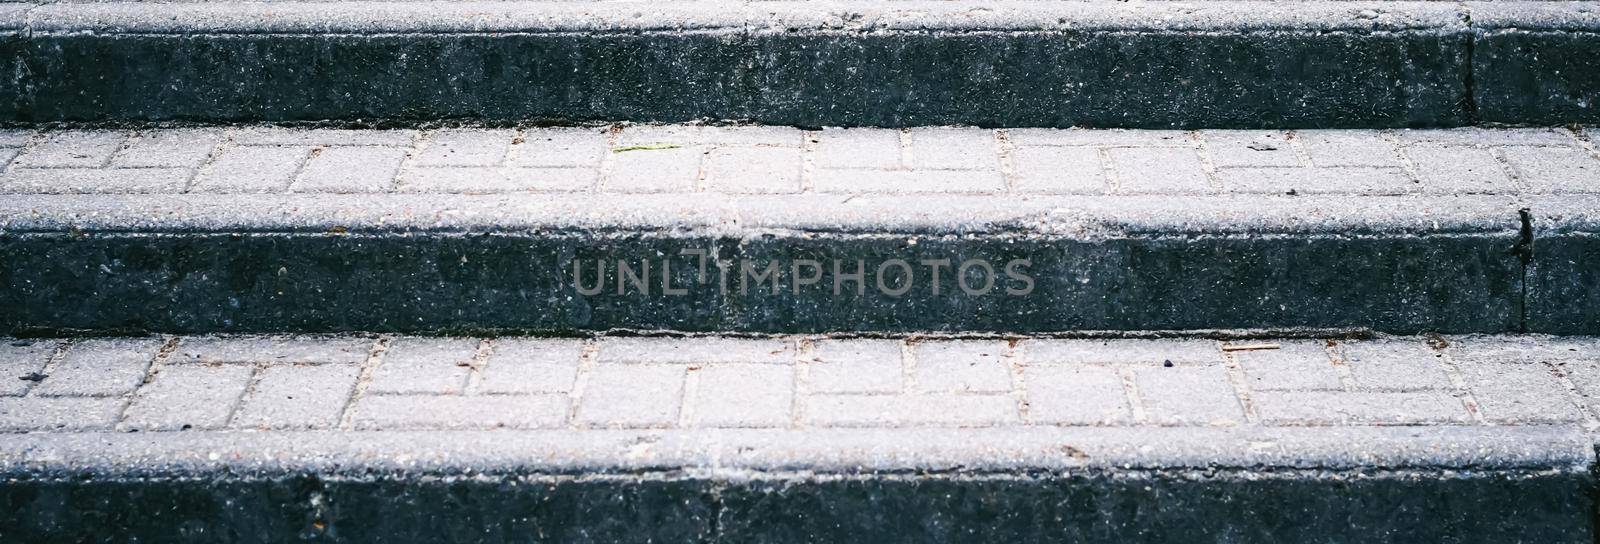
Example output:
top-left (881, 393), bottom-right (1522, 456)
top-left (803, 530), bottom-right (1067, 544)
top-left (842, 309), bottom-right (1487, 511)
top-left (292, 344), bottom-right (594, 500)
top-left (2, 126), bottom-right (1595, 195)
top-left (2, 334), bottom-right (1597, 432)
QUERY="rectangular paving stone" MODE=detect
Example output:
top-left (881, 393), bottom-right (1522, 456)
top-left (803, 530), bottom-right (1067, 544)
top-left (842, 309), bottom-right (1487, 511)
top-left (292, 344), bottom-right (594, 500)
top-left (1011, 146), bottom-right (1105, 194)
top-left (1339, 339), bottom-right (1454, 391)
top-left (907, 128), bottom-right (996, 170)
top-left (813, 169), bottom-right (1003, 194)
top-left (0, 167), bottom-right (189, 194)
top-left (805, 393), bottom-right (1018, 427)
top-left (1008, 129), bottom-right (1191, 148)
top-left (705, 146), bottom-right (801, 194)
top-left (1202, 130), bottom-right (1301, 168)
top-left (813, 129), bottom-right (901, 169)
top-left (507, 128), bottom-right (608, 168)
top-left (294, 146), bottom-right (408, 192)
top-left (1133, 366), bottom-right (1243, 425)
top-left (192, 145), bottom-right (309, 193)
top-left (231, 128), bottom-right (414, 147)
top-left (411, 129), bottom-right (512, 166)
top-left (477, 338), bottom-right (583, 395)
top-left (366, 337), bottom-right (477, 395)
top-left (1109, 147), bottom-right (1210, 194)
top-left (1557, 360), bottom-right (1600, 417)
top-left (1022, 365), bottom-right (1131, 425)
top-left (1023, 339), bottom-right (1220, 366)
top-left (352, 394), bottom-right (567, 430)
top-left (113, 129), bottom-right (223, 168)
top-left (1219, 167), bottom-right (1411, 195)
top-left (1501, 147), bottom-right (1600, 193)
top-left (1450, 337), bottom-right (1600, 364)
top-left (398, 166), bottom-right (595, 193)
top-left (914, 340), bottom-right (1012, 394)
top-left (1296, 131), bottom-right (1400, 167)
top-left (0, 340), bottom-right (56, 396)
top-left (121, 364), bottom-right (254, 431)
top-left (32, 338), bottom-right (162, 397)
top-left (807, 339), bottom-right (903, 394)
top-left (1406, 145), bottom-right (1514, 194)
top-left (1253, 390), bottom-right (1470, 425)
top-left (619, 126), bottom-right (800, 147)
top-left (599, 337), bottom-right (792, 365)
top-left (232, 364), bottom-right (360, 430)
top-left (605, 147), bottom-right (702, 193)
top-left (575, 364), bottom-right (685, 428)
top-left (0, 129), bottom-right (34, 148)
top-left (1391, 128), bottom-right (1576, 147)
top-left (0, 397), bottom-right (123, 432)
top-left (173, 336), bottom-right (371, 365)
top-left (1229, 341), bottom-right (1343, 391)
top-left (687, 364), bottom-right (793, 428)
top-left (13, 130), bottom-right (125, 168)
top-left (1455, 362), bottom-right (1583, 424)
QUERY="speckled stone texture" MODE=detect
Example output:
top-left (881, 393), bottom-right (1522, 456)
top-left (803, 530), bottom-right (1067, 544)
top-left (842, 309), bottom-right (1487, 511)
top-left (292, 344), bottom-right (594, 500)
top-left (0, 0), bottom-right (1591, 126)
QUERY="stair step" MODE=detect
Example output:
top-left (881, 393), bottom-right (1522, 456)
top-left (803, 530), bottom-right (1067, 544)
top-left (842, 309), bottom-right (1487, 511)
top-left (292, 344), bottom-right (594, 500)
top-left (1, 333), bottom-right (1594, 541)
top-left (5, 125), bottom-right (1599, 335)
top-left (4, 1), bottom-right (1598, 126)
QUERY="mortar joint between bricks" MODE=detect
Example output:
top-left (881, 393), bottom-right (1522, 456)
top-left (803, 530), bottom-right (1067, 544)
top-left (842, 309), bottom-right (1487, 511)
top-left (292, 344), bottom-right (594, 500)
top-left (1285, 130), bottom-right (1313, 167)
top-left (1096, 146), bottom-right (1119, 195)
top-left (1218, 341), bottom-right (1260, 425)
top-left (98, 130), bottom-right (136, 169)
top-left (1189, 130), bottom-right (1225, 192)
top-left (222, 361), bottom-right (271, 430)
top-left (565, 339), bottom-right (600, 429)
top-left (994, 129), bottom-right (1018, 194)
top-left (1567, 126), bottom-right (1600, 163)
top-left (1380, 130), bottom-right (1426, 190)
top-left (1118, 367), bottom-right (1148, 425)
top-left (799, 129), bottom-right (819, 194)
top-left (113, 336), bottom-right (180, 431)
top-left (897, 128), bottom-right (914, 170)
top-left (900, 337), bottom-right (919, 395)
top-left (22, 339), bottom-right (73, 398)
top-left (1430, 339), bottom-right (1488, 425)
top-left (182, 127), bottom-right (233, 194)
top-left (1540, 358), bottom-right (1600, 431)
top-left (462, 337), bottom-right (494, 395)
top-left (1322, 339), bottom-right (1359, 392)
top-left (595, 124), bottom-right (623, 192)
top-left (336, 336), bottom-right (389, 431)
top-left (1003, 338), bottom-right (1030, 423)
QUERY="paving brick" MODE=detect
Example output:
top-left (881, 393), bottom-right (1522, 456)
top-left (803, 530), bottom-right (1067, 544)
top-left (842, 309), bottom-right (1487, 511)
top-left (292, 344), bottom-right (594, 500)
top-left (366, 337), bottom-right (477, 395)
top-left (1008, 129), bottom-right (1190, 148)
top-left (121, 364), bottom-right (254, 431)
top-left (813, 169), bottom-right (1004, 194)
top-left (0, 397), bottom-right (123, 432)
top-left (295, 146), bottom-right (408, 192)
top-left (687, 364), bottom-right (793, 427)
top-left (914, 340), bottom-right (1012, 393)
top-left (398, 166), bottom-right (596, 193)
top-left (411, 129), bottom-right (513, 166)
top-left (605, 146), bottom-right (702, 193)
top-left (599, 337), bottom-right (792, 365)
top-left (619, 126), bottom-right (800, 147)
top-left (705, 146), bottom-right (801, 194)
top-left (1296, 130), bottom-right (1399, 167)
top-left (0, 167), bottom-right (190, 194)
top-left (192, 145), bottom-right (309, 193)
top-left (1391, 128), bottom-right (1576, 147)
top-left (1202, 130), bottom-right (1300, 168)
top-left (1501, 147), bottom-right (1600, 193)
top-left (1456, 362), bottom-right (1583, 424)
top-left (352, 394), bottom-right (568, 430)
top-left (0, 340), bottom-right (56, 396)
top-left (508, 128), bottom-right (609, 168)
top-left (1011, 146), bottom-right (1105, 194)
top-left (807, 339), bottom-right (903, 394)
top-left (1022, 365), bottom-right (1131, 425)
top-left (231, 128), bottom-right (414, 147)
top-left (813, 129), bottom-right (902, 169)
top-left (0, 129), bottom-right (33, 148)
top-left (114, 129), bottom-right (223, 168)
top-left (1253, 390), bottom-right (1469, 425)
top-left (477, 338), bottom-right (583, 394)
top-left (1559, 360), bottom-right (1600, 417)
top-left (13, 131), bottom-right (125, 168)
top-left (1450, 336), bottom-right (1600, 364)
top-left (32, 338), bottom-right (162, 397)
top-left (1023, 339), bottom-right (1219, 366)
top-left (1406, 145), bottom-right (1514, 194)
top-left (1339, 339), bottom-right (1453, 391)
top-left (1109, 147), bottom-right (1210, 194)
top-left (232, 364), bottom-right (361, 430)
top-left (1219, 167), bottom-right (1411, 195)
top-left (575, 364), bottom-right (685, 428)
top-left (1229, 341), bottom-right (1343, 391)
top-left (908, 128), bottom-right (996, 170)
top-left (805, 393), bottom-right (1018, 427)
top-left (173, 336), bottom-right (371, 365)
top-left (1133, 366), bottom-right (1242, 425)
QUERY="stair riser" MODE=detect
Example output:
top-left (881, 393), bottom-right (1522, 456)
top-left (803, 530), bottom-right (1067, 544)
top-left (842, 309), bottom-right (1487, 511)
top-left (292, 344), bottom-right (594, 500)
top-left (0, 231), bottom-right (1526, 334)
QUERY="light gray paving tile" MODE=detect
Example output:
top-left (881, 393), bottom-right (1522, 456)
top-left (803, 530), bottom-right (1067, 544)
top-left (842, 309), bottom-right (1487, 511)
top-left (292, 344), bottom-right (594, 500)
top-left (598, 337), bottom-right (792, 365)
top-left (813, 128), bottom-right (901, 169)
top-left (294, 146), bottom-right (408, 192)
top-left (914, 340), bottom-right (1012, 394)
top-left (1456, 362), bottom-right (1583, 424)
top-left (1202, 130), bottom-right (1300, 168)
top-left (114, 129), bottom-right (224, 168)
top-left (192, 145), bottom-right (310, 193)
top-left (13, 130), bottom-right (125, 168)
top-left (1228, 341), bottom-right (1343, 391)
top-left (1219, 167), bottom-right (1411, 195)
top-left (1109, 147), bottom-right (1210, 194)
top-left (1339, 339), bottom-right (1454, 391)
top-left (1022, 339), bottom-right (1219, 366)
top-left (1297, 130), bottom-right (1400, 167)
top-left (352, 394), bottom-right (568, 430)
top-left (1022, 365), bottom-right (1131, 425)
top-left (1011, 146), bottom-right (1105, 194)
top-left (0, 340), bottom-right (56, 396)
top-left (1392, 128), bottom-right (1576, 147)
top-left (605, 146), bottom-right (702, 193)
top-left (172, 336), bottom-right (371, 365)
top-left (121, 364), bottom-right (254, 431)
top-left (688, 364), bottom-right (793, 427)
top-left (0, 397), bottom-right (123, 432)
top-left (0, 167), bottom-right (189, 194)
top-left (804, 393), bottom-right (1018, 427)
top-left (366, 337), bottom-right (476, 395)
top-left (0, 129), bottom-right (33, 148)
top-left (1502, 147), bottom-right (1600, 193)
top-left (398, 166), bottom-right (595, 193)
top-left (507, 128), bottom-right (609, 167)
top-left (231, 128), bottom-right (414, 146)
top-left (1008, 129), bottom-right (1191, 148)
top-left (574, 364), bottom-right (685, 428)
top-left (1406, 144), bottom-right (1515, 194)
top-left (1449, 336), bottom-right (1600, 364)
top-left (813, 169), bottom-right (1004, 194)
top-left (32, 338), bottom-right (162, 397)
top-left (412, 129), bottom-right (514, 167)
top-left (1133, 366), bottom-right (1243, 425)
top-left (477, 338), bottom-right (583, 395)
top-left (619, 125), bottom-right (801, 147)
top-left (808, 339), bottom-right (903, 394)
top-left (232, 364), bottom-right (361, 430)
top-left (1253, 390), bottom-right (1470, 425)
top-left (705, 146), bottom-right (801, 194)
top-left (908, 128), bottom-right (996, 170)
